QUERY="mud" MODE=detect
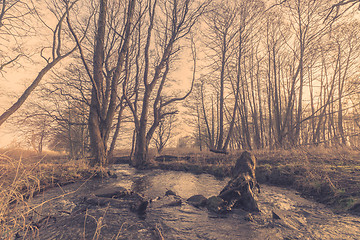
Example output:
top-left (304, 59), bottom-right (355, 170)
top-left (15, 164), bottom-right (360, 239)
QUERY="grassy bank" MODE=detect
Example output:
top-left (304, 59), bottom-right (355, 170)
top-left (152, 147), bottom-right (360, 214)
top-left (1, 146), bottom-right (359, 238)
top-left (0, 149), bottom-right (99, 238)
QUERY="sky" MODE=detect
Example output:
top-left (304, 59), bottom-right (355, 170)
top-left (1, 0), bottom-right (360, 149)
top-left (0, 15), bottom-right (195, 149)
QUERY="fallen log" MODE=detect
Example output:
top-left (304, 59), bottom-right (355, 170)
top-left (155, 155), bottom-right (191, 162)
top-left (218, 151), bottom-right (260, 212)
top-left (209, 148), bottom-right (228, 155)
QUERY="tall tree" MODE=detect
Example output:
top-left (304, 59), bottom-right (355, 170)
top-left (127, 0), bottom-right (206, 167)
top-left (68, 0), bottom-right (136, 166)
top-left (203, 0), bottom-right (238, 151)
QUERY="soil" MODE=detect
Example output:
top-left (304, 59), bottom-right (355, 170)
top-left (12, 164), bottom-right (360, 240)
top-left (151, 149), bottom-right (360, 214)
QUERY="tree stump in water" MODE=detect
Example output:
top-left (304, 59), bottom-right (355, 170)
top-left (219, 151), bottom-right (260, 212)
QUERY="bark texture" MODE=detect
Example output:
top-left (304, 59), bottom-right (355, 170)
top-left (219, 151), bottom-right (260, 212)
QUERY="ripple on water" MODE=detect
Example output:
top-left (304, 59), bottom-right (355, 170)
top-left (111, 164), bottom-right (360, 240)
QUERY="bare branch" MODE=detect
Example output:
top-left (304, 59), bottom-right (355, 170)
top-left (0, 53), bottom-right (22, 71)
top-left (0, 1), bottom-right (78, 126)
top-left (161, 35), bottom-right (196, 108)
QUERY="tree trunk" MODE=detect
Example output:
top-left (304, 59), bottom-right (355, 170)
top-left (88, 0), bottom-right (107, 166)
top-left (108, 103), bottom-right (125, 159)
top-left (217, 33), bottom-right (227, 150)
top-left (201, 82), bottom-right (213, 148)
top-left (197, 105), bottom-right (203, 151)
top-left (134, 90), bottom-right (150, 167)
top-left (219, 151), bottom-right (260, 212)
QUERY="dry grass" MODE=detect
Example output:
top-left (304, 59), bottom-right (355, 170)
top-left (1, 146), bottom-right (358, 239)
top-left (260, 147), bottom-right (360, 214)
top-left (0, 148), bottom-right (99, 239)
top-left (155, 146), bottom-right (360, 213)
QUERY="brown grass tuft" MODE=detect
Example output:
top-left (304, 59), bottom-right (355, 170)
top-left (0, 149), bottom-right (96, 239)
top-left (155, 146), bottom-right (360, 213)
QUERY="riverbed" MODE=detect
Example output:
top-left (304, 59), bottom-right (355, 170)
top-left (19, 164), bottom-right (360, 239)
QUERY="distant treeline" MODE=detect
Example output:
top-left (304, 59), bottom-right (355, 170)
top-left (2, 0), bottom-right (360, 166)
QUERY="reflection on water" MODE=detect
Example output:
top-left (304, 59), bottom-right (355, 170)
top-left (111, 164), bottom-right (360, 240)
top-left (136, 170), bottom-right (227, 199)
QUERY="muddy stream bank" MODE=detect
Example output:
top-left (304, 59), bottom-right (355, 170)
top-left (19, 164), bottom-right (360, 239)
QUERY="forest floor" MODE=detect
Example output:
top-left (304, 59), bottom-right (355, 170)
top-left (1, 146), bottom-right (360, 238)
top-left (0, 148), bottom-right (105, 237)
top-left (0, 149), bottom-right (107, 197)
top-left (147, 146), bottom-right (360, 215)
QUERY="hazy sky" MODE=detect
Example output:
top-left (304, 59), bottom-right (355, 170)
top-left (0, 28), bottom-right (195, 149)
top-left (1, 0), bottom-right (360, 149)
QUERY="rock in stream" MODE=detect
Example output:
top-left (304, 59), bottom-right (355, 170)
top-left (14, 163), bottom-right (360, 240)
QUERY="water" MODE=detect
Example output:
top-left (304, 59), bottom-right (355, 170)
top-left (23, 164), bottom-right (360, 239)
top-left (111, 164), bottom-right (360, 240)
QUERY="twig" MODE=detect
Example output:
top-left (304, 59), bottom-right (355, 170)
top-left (154, 224), bottom-right (164, 240)
top-left (114, 222), bottom-right (127, 240)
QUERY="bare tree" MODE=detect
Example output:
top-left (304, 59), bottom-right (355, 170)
top-left (201, 0), bottom-right (265, 151)
top-left (153, 114), bottom-right (176, 154)
top-left (204, 1), bottom-right (238, 151)
top-left (67, 0), bottom-right (137, 166)
top-left (14, 62), bottom-right (91, 158)
top-left (0, 0), bottom-right (79, 127)
top-left (126, 0), bottom-right (206, 167)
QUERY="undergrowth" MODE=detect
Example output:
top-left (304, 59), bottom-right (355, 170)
top-left (0, 149), bottom-right (99, 239)
top-left (157, 146), bottom-right (360, 213)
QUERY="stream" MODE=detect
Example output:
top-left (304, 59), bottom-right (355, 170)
top-left (22, 164), bottom-right (360, 239)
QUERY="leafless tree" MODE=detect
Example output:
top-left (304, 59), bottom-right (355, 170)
top-left (0, 0), bottom-right (79, 127)
top-left (126, 0), bottom-right (207, 167)
top-left (153, 114), bottom-right (176, 154)
top-left (67, 0), bottom-right (136, 166)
